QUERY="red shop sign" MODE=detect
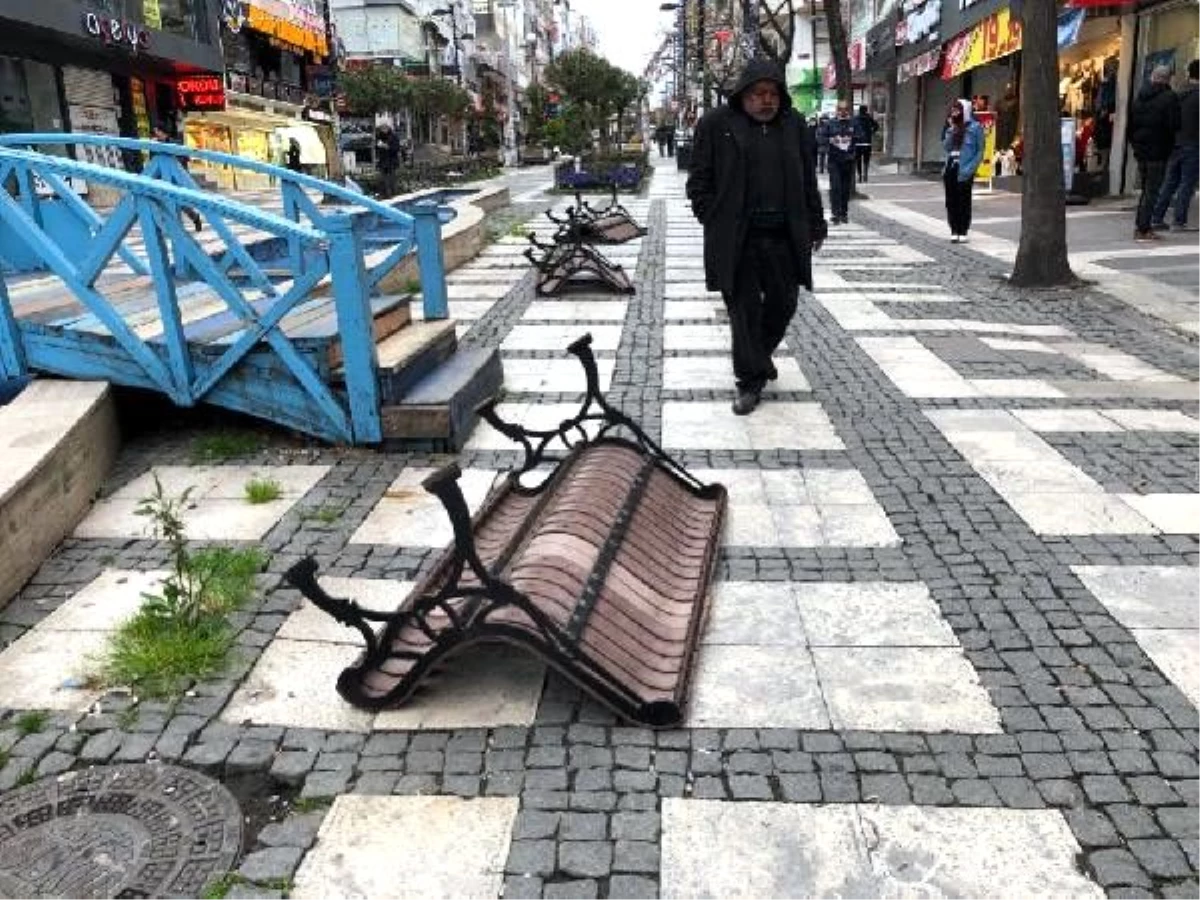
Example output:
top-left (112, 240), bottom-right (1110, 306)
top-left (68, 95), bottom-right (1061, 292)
top-left (177, 75), bottom-right (227, 111)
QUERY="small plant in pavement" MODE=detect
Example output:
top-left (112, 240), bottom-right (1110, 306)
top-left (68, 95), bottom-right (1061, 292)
top-left (14, 711), bottom-right (48, 735)
top-left (97, 479), bottom-right (266, 698)
top-left (191, 431), bottom-right (264, 463)
top-left (244, 477), bottom-right (283, 505)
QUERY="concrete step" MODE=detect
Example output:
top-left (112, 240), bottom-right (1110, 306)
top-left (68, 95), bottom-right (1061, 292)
top-left (381, 348), bottom-right (503, 449)
top-left (370, 319), bottom-right (458, 405)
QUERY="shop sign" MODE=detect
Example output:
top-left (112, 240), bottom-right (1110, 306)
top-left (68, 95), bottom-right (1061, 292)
top-left (244, 0), bottom-right (329, 57)
top-left (1057, 8), bottom-right (1086, 50)
top-left (941, 7), bottom-right (1021, 80)
top-left (81, 12), bottom-right (150, 52)
top-left (897, 46), bottom-right (942, 83)
top-left (303, 107), bottom-right (333, 123)
top-left (144, 0), bottom-right (161, 29)
top-left (896, 0), bottom-right (941, 46)
top-left (974, 110), bottom-right (996, 184)
top-left (177, 76), bottom-right (227, 111)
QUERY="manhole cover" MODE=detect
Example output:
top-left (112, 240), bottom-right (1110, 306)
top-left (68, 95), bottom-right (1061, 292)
top-left (0, 763), bottom-right (242, 899)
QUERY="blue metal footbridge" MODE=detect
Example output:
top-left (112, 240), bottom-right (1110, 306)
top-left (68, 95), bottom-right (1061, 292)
top-left (0, 134), bottom-right (462, 444)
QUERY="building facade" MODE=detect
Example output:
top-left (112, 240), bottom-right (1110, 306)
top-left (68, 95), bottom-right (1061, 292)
top-left (0, 0), bottom-right (224, 165)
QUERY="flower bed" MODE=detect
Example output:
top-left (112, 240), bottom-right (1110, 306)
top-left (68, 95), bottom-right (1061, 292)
top-left (554, 152), bottom-right (649, 192)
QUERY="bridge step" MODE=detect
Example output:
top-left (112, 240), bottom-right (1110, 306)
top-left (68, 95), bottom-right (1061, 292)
top-left (380, 347), bottom-right (503, 449)
top-left (370, 319), bottom-right (459, 405)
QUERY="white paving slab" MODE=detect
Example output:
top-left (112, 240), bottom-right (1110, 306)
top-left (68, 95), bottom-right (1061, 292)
top-left (1073, 566), bottom-right (1199, 629)
top-left (1101, 408), bottom-right (1200, 433)
top-left (373, 647), bottom-right (545, 730)
top-left (662, 402), bottom-right (843, 450)
top-left (351, 468), bottom-right (498, 546)
top-left (292, 795), bottom-right (518, 900)
top-left (663, 356), bottom-right (810, 392)
top-left (694, 579), bottom-right (994, 730)
top-left (36, 569), bottom-right (166, 632)
top-left (1011, 409), bottom-right (1125, 433)
top-left (687, 644), bottom-right (830, 728)
top-left (695, 468), bottom-right (900, 548)
top-left (0, 627), bottom-right (110, 711)
top-left (501, 324), bottom-right (622, 352)
top-left (521, 300), bottom-right (628, 322)
top-left (1135, 630), bottom-right (1200, 706)
top-left (664, 324), bottom-right (733, 351)
top-left (77, 465), bottom-right (330, 540)
top-left (1116, 493), bottom-right (1200, 533)
top-left (278, 577), bottom-right (416, 644)
top-left (927, 410), bottom-right (1161, 535)
top-left (664, 300), bottom-right (725, 320)
top-left (446, 282), bottom-right (512, 300)
top-left (463, 403), bottom-right (602, 452)
top-left (223, 639), bottom-right (376, 731)
top-left (665, 283), bottom-right (719, 299)
top-left (661, 801), bottom-right (1103, 900)
top-left (501, 357), bottom-right (615, 393)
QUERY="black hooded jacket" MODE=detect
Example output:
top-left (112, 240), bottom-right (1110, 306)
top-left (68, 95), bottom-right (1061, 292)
top-left (1129, 81), bottom-right (1180, 162)
top-left (686, 59), bottom-right (827, 294)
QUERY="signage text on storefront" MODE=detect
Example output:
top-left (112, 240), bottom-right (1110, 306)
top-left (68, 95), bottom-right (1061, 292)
top-left (244, 1), bottom-right (329, 57)
top-left (896, 0), bottom-right (941, 46)
top-left (941, 6), bottom-right (1021, 79)
top-left (177, 76), bottom-right (227, 111)
top-left (82, 11), bottom-right (150, 51)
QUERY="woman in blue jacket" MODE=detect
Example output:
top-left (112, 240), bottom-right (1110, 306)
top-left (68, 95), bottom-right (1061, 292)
top-left (942, 99), bottom-right (985, 242)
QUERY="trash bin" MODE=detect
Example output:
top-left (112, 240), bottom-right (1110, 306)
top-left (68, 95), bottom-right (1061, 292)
top-left (676, 140), bottom-right (693, 171)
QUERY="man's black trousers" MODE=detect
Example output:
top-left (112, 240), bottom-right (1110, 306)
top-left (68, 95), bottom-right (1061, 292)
top-left (721, 230), bottom-right (800, 394)
top-left (828, 157), bottom-right (854, 219)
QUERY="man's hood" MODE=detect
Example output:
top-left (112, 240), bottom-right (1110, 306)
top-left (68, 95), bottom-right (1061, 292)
top-left (729, 58), bottom-right (793, 112)
top-left (1137, 81), bottom-right (1171, 102)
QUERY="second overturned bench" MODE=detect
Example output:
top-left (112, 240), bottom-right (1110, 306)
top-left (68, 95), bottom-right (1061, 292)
top-left (287, 334), bottom-right (727, 726)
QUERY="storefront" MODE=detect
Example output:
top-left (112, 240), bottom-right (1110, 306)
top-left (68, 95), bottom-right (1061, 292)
top-left (1, 1), bottom-right (224, 206)
top-left (1058, 11), bottom-right (1123, 191)
top-left (893, 0), bottom-right (944, 168)
top-left (181, 0), bottom-right (334, 188)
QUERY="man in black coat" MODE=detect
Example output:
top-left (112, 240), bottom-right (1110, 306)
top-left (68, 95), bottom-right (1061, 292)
top-left (686, 58), bottom-right (827, 416)
top-left (1129, 65), bottom-right (1180, 240)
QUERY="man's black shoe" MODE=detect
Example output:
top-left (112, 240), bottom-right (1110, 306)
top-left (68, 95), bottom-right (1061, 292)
top-left (732, 389), bottom-right (761, 416)
top-left (766, 360), bottom-right (778, 381)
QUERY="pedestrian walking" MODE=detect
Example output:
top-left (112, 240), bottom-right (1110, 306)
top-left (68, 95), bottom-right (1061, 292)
top-left (822, 101), bottom-right (859, 225)
top-left (686, 59), bottom-right (827, 417)
top-left (375, 123), bottom-right (401, 199)
top-left (1152, 59), bottom-right (1199, 233)
top-left (655, 124), bottom-right (668, 158)
top-left (151, 125), bottom-right (202, 233)
top-left (854, 105), bottom-right (880, 183)
top-left (942, 99), bottom-right (985, 243)
top-left (1129, 65), bottom-right (1180, 242)
top-left (285, 137), bottom-right (303, 173)
top-left (814, 114), bottom-right (829, 174)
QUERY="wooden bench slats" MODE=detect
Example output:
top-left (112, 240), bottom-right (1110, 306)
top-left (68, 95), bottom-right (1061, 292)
top-left (287, 334), bottom-right (726, 726)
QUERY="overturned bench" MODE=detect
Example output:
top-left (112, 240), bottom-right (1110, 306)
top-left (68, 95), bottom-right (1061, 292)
top-left (287, 335), bottom-right (727, 726)
top-left (525, 233), bottom-right (635, 296)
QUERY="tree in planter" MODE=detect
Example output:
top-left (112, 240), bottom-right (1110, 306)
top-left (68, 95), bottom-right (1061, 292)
top-left (523, 83), bottom-right (550, 147)
top-left (823, 0), bottom-right (853, 104)
top-left (1010, 0), bottom-right (1075, 287)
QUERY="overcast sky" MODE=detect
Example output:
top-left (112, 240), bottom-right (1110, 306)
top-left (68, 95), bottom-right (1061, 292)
top-left (571, 0), bottom-right (671, 76)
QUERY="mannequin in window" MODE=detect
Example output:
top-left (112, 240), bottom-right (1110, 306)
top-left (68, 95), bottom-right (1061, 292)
top-left (1094, 57), bottom-right (1119, 169)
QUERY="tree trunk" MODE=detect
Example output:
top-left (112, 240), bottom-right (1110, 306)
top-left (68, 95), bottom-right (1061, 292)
top-left (824, 0), bottom-right (852, 104)
top-left (1010, 0), bottom-right (1075, 286)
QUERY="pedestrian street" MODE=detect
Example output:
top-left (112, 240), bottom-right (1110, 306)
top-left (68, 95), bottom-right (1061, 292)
top-left (0, 155), bottom-right (1195, 899)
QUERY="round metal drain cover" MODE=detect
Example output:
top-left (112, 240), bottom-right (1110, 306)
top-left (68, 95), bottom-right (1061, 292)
top-left (0, 763), bottom-right (242, 899)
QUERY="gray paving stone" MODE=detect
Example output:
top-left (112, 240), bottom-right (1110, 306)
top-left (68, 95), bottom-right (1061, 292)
top-left (820, 773), bottom-right (858, 802)
top-left (908, 775), bottom-right (954, 805)
top-left (237, 847), bottom-right (304, 882)
top-left (444, 774), bottom-right (482, 797)
top-left (1081, 774), bottom-right (1132, 804)
top-left (1067, 809), bottom-right (1123, 848)
top-left (257, 812), bottom-right (324, 849)
top-left (951, 779), bottom-right (1000, 806)
top-left (300, 769), bottom-right (352, 799)
top-left (35, 751), bottom-right (74, 777)
top-left (654, 750), bottom-right (688, 775)
top-left (503, 876), bottom-right (543, 900)
top-left (315, 751), bottom-right (356, 771)
top-left (227, 740), bottom-right (277, 774)
top-left (491, 727), bottom-right (530, 749)
top-left (573, 769), bottom-right (612, 792)
top-left (270, 750), bottom-right (315, 786)
top-left (79, 730), bottom-right (122, 763)
top-left (361, 733), bottom-right (409, 756)
top-left (614, 840), bottom-right (659, 874)
top-left (528, 746), bottom-right (567, 768)
top-left (1087, 848), bottom-right (1153, 889)
top-left (182, 739), bottom-right (234, 771)
top-left (1107, 804), bottom-right (1163, 840)
top-left (543, 879), bottom-right (598, 899)
top-left (609, 875), bottom-right (658, 899)
top-left (614, 771), bottom-right (657, 792)
top-left (558, 841), bottom-right (613, 878)
top-left (618, 792), bottom-right (659, 811)
top-left (405, 751), bottom-right (444, 774)
top-left (1037, 779), bottom-right (1084, 807)
top-left (728, 775), bottom-right (773, 800)
top-left (507, 840), bottom-right (556, 876)
top-left (568, 791), bottom-right (615, 812)
top-left (560, 813), bottom-right (606, 841)
top-left (612, 812), bottom-right (659, 842)
top-left (779, 774), bottom-right (821, 802)
top-left (860, 774), bottom-right (911, 804)
top-left (324, 733), bottom-right (366, 753)
top-left (691, 777), bottom-right (727, 799)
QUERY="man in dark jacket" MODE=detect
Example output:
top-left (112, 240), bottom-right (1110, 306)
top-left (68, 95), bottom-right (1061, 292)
top-left (686, 58), bottom-right (827, 416)
top-left (375, 123), bottom-right (401, 198)
top-left (1152, 59), bottom-right (1199, 232)
top-left (1129, 65), bottom-right (1180, 240)
top-left (853, 105), bottom-right (880, 182)
top-left (820, 100), bottom-right (862, 225)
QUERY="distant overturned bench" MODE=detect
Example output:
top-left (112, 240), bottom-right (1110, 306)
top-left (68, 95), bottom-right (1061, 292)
top-left (287, 334), bottom-right (727, 726)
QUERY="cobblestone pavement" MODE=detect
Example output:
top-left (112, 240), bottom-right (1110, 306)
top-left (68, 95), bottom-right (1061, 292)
top-left (0, 157), bottom-right (1197, 899)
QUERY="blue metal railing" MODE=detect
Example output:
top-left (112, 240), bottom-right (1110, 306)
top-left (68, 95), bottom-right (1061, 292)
top-left (0, 133), bottom-right (449, 320)
top-left (0, 145), bottom-right (401, 443)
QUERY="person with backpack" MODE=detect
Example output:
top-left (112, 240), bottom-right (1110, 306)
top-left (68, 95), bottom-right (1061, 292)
top-left (853, 105), bottom-right (880, 182)
top-left (941, 99), bottom-right (985, 243)
top-left (1128, 65), bottom-right (1181, 241)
